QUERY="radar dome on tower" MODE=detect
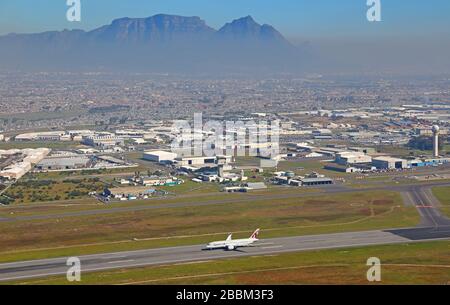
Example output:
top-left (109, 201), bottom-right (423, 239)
top-left (432, 125), bottom-right (440, 133)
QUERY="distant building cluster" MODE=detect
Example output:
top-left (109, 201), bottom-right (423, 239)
top-left (272, 171), bottom-right (334, 187)
top-left (0, 148), bottom-right (50, 180)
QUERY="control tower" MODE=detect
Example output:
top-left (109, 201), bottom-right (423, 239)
top-left (432, 125), bottom-right (440, 158)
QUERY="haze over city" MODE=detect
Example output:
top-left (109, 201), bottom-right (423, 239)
top-left (0, 0), bottom-right (449, 290)
top-left (0, 0), bottom-right (449, 73)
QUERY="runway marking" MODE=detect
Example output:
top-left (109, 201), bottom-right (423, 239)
top-left (101, 256), bottom-right (128, 260)
top-left (430, 230), bottom-right (450, 234)
top-left (254, 243), bottom-right (274, 246)
top-left (260, 246), bottom-right (283, 250)
top-left (172, 261), bottom-right (210, 266)
top-left (384, 263), bottom-right (450, 269)
top-left (412, 189), bottom-right (440, 228)
top-left (108, 259), bottom-right (135, 264)
top-left (401, 192), bottom-right (415, 207)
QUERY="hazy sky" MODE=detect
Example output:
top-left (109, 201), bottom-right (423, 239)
top-left (0, 0), bottom-right (449, 40)
top-left (1, 0), bottom-right (449, 73)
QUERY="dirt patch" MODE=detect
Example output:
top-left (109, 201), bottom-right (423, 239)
top-left (372, 199), bottom-right (393, 206)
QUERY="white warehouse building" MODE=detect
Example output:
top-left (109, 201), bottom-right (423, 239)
top-left (143, 150), bottom-right (178, 163)
top-left (372, 156), bottom-right (408, 170)
top-left (335, 151), bottom-right (372, 165)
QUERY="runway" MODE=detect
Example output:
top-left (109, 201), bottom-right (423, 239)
top-left (1, 226), bottom-right (449, 282)
top-left (402, 186), bottom-right (450, 227)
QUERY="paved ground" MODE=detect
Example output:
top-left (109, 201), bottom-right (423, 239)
top-left (401, 185), bottom-right (450, 227)
top-left (1, 226), bottom-right (449, 282)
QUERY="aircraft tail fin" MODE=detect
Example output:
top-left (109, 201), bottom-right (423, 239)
top-left (250, 228), bottom-right (260, 239)
top-left (226, 233), bottom-right (232, 241)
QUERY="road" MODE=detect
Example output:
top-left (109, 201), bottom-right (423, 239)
top-left (401, 185), bottom-right (450, 227)
top-left (0, 226), bottom-right (449, 282)
top-left (1, 181), bottom-right (450, 223)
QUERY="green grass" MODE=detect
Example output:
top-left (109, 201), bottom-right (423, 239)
top-left (234, 156), bottom-right (261, 166)
top-left (158, 182), bottom-right (220, 194)
top-left (4, 178), bottom-right (107, 204)
top-left (432, 186), bottom-right (450, 217)
top-left (0, 191), bottom-right (419, 264)
top-left (0, 141), bottom-right (80, 150)
top-left (0, 187), bottom-right (319, 220)
top-left (0, 110), bottom-right (84, 122)
top-left (6, 240), bottom-right (450, 285)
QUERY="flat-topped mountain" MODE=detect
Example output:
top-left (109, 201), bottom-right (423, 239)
top-left (0, 14), bottom-right (301, 72)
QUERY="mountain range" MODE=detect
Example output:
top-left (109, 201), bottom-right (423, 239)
top-left (0, 14), bottom-right (304, 73)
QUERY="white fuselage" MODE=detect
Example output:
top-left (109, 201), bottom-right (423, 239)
top-left (206, 238), bottom-right (258, 250)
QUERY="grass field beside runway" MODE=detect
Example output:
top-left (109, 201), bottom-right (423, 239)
top-left (3, 178), bottom-right (106, 204)
top-left (0, 191), bottom-right (419, 263)
top-left (0, 186), bottom-right (319, 218)
top-left (6, 240), bottom-right (450, 285)
top-left (1, 178), bottom-right (221, 205)
top-left (432, 186), bottom-right (450, 217)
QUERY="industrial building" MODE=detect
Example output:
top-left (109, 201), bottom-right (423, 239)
top-left (14, 130), bottom-right (94, 142)
top-left (15, 131), bottom-right (65, 141)
top-left (137, 176), bottom-right (182, 186)
top-left (82, 134), bottom-right (124, 147)
top-left (0, 162), bottom-right (32, 180)
top-left (372, 156), bottom-right (408, 169)
top-left (222, 182), bottom-right (267, 192)
top-left (245, 182), bottom-right (267, 190)
top-left (0, 148), bottom-right (50, 180)
top-left (143, 150), bottom-right (178, 163)
top-left (103, 186), bottom-right (157, 200)
top-left (272, 171), bottom-right (334, 187)
top-left (335, 151), bottom-right (372, 165)
top-left (324, 164), bottom-right (363, 173)
top-left (301, 177), bottom-right (334, 186)
top-left (36, 156), bottom-right (91, 171)
top-left (175, 155), bottom-right (232, 167)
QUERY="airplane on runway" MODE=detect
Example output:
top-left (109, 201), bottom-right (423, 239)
top-left (205, 229), bottom-right (260, 251)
